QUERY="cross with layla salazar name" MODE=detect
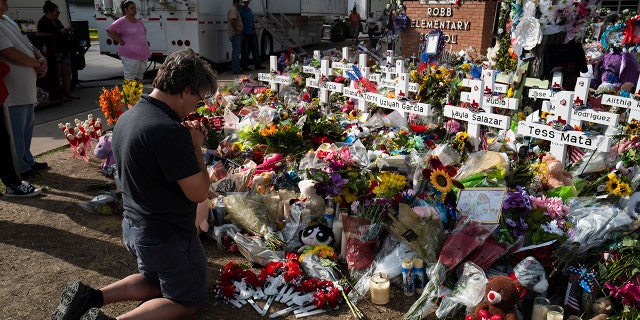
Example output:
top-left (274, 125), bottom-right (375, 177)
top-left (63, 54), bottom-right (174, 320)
top-left (257, 55), bottom-right (292, 92)
top-left (518, 89), bottom-right (612, 166)
top-left (443, 78), bottom-right (512, 150)
top-left (599, 75), bottom-right (640, 122)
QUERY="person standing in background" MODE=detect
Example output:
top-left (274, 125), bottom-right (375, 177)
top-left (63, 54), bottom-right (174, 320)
top-left (0, 0), bottom-right (50, 180)
top-left (348, 6), bottom-right (361, 41)
top-left (37, 0), bottom-right (78, 100)
top-left (239, 0), bottom-right (264, 71)
top-left (366, 12), bottom-right (377, 49)
top-left (0, 60), bottom-right (41, 197)
top-left (106, 0), bottom-right (150, 81)
top-left (228, 0), bottom-right (243, 74)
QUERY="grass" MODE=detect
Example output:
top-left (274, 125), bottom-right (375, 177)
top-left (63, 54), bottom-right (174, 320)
top-left (89, 28), bottom-right (98, 41)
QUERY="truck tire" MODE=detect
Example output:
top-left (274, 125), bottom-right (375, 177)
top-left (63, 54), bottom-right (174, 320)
top-left (260, 31), bottom-right (273, 59)
top-left (330, 21), bottom-right (346, 42)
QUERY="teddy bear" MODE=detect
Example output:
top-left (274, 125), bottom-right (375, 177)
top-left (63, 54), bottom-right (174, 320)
top-left (468, 276), bottom-right (524, 320)
top-left (541, 154), bottom-right (573, 190)
top-left (588, 297), bottom-right (613, 320)
top-left (250, 171), bottom-right (274, 194)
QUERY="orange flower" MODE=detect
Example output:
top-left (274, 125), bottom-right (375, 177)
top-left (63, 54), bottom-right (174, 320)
top-left (98, 86), bottom-right (124, 125)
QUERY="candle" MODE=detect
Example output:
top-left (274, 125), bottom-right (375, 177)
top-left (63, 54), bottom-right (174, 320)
top-left (340, 213), bottom-right (347, 259)
top-left (401, 258), bottom-right (415, 296)
top-left (413, 257), bottom-right (425, 294)
top-left (531, 297), bottom-right (549, 320)
top-left (332, 216), bottom-right (343, 252)
top-left (369, 273), bottom-right (390, 305)
top-left (547, 305), bottom-right (564, 320)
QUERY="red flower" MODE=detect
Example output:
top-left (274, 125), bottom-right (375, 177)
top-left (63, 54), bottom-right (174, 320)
top-left (222, 284), bottom-right (236, 299)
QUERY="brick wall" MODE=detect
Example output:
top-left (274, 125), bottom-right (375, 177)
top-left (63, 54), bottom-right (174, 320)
top-left (401, 0), bottom-right (498, 59)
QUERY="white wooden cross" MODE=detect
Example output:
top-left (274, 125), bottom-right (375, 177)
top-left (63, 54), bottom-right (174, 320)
top-left (481, 69), bottom-right (519, 111)
top-left (519, 90), bottom-right (612, 165)
top-left (444, 79), bottom-right (512, 150)
top-left (599, 75), bottom-right (640, 122)
top-left (568, 77), bottom-right (619, 135)
top-left (257, 56), bottom-right (291, 92)
top-left (527, 72), bottom-right (565, 100)
top-left (329, 47), bottom-right (353, 75)
top-left (342, 53), bottom-right (371, 111)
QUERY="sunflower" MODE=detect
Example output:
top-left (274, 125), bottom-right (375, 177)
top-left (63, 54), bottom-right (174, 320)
top-left (606, 177), bottom-right (619, 194)
top-left (430, 168), bottom-right (453, 194)
top-left (613, 181), bottom-right (632, 197)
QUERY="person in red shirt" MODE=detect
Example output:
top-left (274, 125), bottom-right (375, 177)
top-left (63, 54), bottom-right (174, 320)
top-left (348, 7), bottom-right (361, 41)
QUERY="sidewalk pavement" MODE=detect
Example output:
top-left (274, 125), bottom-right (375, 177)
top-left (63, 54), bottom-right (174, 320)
top-left (31, 42), bottom-right (261, 157)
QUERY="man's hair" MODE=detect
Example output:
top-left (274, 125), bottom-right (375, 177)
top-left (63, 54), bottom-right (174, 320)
top-left (152, 48), bottom-right (218, 97)
top-left (233, 0), bottom-right (240, 3)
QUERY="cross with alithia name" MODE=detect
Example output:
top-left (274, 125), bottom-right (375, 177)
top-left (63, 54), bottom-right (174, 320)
top-left (599, 74), bottom-right (640, 122)
top-left (443, 78), bottom-right (512, 150)
top-left (257, 55), bottom-right (292, 92)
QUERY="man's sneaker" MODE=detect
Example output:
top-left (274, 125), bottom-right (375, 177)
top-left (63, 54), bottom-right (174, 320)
top-left (5, 182), bottom-right (42, 198)
top-left (51, 280), bottom-right (96, 320)
top-left (80, 308), bottom-right (116, 320)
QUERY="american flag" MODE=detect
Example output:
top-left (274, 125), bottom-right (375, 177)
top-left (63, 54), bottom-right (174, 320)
top-left (564, 281), bottom-right (581, 313)
top-left (479, 130), bottom-right (488, 151)
top-left (567, 146), bottom-right (585, 164)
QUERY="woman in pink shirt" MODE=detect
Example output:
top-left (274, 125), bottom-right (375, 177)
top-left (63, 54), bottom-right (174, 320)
top-left (106, 0), bottom-right (150, 80)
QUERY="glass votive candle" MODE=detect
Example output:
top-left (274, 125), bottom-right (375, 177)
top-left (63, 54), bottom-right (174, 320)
top-left (531, 297), bottom-right (550, 320)
top-left (369, 272), bottom-right (390, 305)
top-left (547, 305), bottom-right (564, 320)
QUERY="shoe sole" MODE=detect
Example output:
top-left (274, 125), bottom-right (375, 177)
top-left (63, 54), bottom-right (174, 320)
top-left (4, 189), bottom-right (42, 198)
top-left (51, 280), bottom-right (90, 320)
top-left (80, 308), bottom-right (109, 320)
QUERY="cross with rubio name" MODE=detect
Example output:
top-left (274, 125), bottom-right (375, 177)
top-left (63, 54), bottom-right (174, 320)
top-left (443, 78), bottom-right (512, 150)
top-left (599, 74), bottom-right (640, 122)
top-left (257, 55), bottom-right (292, 92)
top-left (518, 88), bottom-right (612, 166)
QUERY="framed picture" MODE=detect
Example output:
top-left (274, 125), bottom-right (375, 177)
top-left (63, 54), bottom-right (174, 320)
top-left (425, 33), bottom-right (440, 55)
top-left (456, 187), bottom-right (508, 223)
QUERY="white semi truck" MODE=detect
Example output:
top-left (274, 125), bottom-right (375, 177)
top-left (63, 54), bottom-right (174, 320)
top-left (93, 0), bottom-right (351, 63)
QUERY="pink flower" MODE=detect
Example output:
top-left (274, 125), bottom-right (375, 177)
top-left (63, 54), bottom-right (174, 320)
top-left (444, 119), bottom-right (460, 134)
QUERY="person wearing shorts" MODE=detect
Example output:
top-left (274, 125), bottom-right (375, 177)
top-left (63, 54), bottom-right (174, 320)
top-left (50, 48), bottom-right (217, 320)
top-left (106, 0), bottom-right (150, 80)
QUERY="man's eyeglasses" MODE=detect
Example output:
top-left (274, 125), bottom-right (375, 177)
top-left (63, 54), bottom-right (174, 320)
top-left (193, 88), bottom-right (212, 107)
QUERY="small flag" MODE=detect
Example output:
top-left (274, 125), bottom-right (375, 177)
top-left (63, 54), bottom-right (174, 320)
top-left (568, 146), bottom-right (585, 164)
top-left (564, 281), bottom-right (581, 313)
top-left (479, 129), bottom-right (489, 151)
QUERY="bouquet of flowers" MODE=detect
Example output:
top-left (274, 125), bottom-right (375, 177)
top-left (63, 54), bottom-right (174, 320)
top-left (98, 85), bottom-right (123, 125)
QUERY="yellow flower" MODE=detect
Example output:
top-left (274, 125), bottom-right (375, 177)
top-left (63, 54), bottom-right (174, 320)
top-left (606, 177), bottom-right (619, 194)
top-left (456, 131), bottom-right (468, 140)
top-left (430, 168), bottom-right (453, 194)
top-left (613, 182), bottom-right (632, 197)
top-left (607, 172), bottom-right (618, 180)
top-left (336, 188), bottom-right (357, 204)
top-left (507, 87), bottom-right (514, 98)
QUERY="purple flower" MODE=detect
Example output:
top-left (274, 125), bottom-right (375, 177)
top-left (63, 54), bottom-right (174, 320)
top-left (505, 218), bottom-right (516, 227)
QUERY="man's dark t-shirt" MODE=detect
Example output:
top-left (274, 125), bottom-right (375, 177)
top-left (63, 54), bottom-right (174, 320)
top-left (112, 94), bottom-right (200, 239)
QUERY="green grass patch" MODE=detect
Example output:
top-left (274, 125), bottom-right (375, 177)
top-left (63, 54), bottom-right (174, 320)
top-left (89, 28), bottom-right (98, 41)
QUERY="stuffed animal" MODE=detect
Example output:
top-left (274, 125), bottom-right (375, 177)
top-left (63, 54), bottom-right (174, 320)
top-left (94, 134), bottom-right (116, 175)
top-left (511, 256), bottom-right (549, 295)
top-left (298, 179), bottom-right (325, 217)
top-left (541, 154), bottom-right (573, 190)
top-left (298, 223), bottom-right (335, 253)
top-left (598, 49), bottom-right (640, 91)
top-left (251, 171), bottom-right (274, 194)
top-left (469, 276), bottom-right (524, 320)
top-left (588, 297), bottom-right (613, 320)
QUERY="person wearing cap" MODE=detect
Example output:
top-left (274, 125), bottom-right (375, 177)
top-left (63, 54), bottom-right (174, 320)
top-left (239, 0), bottom-right (265, 71)
top-left (228, 0), bottom-right (243, 74)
